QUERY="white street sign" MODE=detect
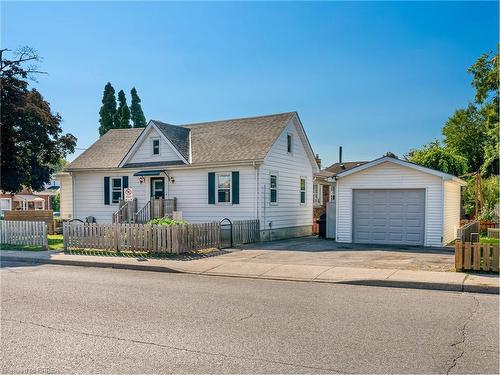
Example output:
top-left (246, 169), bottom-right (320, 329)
top-left (124, 188), bottom-right (134, 201)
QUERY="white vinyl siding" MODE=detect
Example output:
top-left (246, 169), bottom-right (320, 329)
top-left (336, 161), bottom-right (444, 247)
top-left (259, 119), bottom-right (313, 231)
top-left (72, 171), bottom-right (148, 223)
top-left (169, 166), bottom-right (256, 223)
top-left (58, 174), bottom-right (73, 219)
top-left (443, 180), bottom-right (461, 245)
top-left (128, 127), bottom-right (181, 164)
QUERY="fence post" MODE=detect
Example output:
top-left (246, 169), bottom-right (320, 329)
top-left (454, 241), bottom-right (463, 271)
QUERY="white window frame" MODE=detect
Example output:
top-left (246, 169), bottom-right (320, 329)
top-left (152, 138), bottom-right (160, 156)
top-left (300, 177), bottom-right (306, 205)
top-left (0, 198), bottom-right (12, 212)
top-left (269, 173), bottom-right (278, 206)
top-left (329, 185), bottom-right (335, 202)
top-left (215, 172), bottom-right (232, 205)
top-left (111, 177), bottom-right (123, 205)
top-left (287, 133), bottom-right (293, 154)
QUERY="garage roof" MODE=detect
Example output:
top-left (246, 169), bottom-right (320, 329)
top-left (335, 156), bottom-right (467, 186)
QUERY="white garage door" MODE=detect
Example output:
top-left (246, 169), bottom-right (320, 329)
top-left (353, 189), bottom-right (425, 245)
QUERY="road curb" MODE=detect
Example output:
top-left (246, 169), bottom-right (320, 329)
top-left (1, 254), bottom-right (498, 295)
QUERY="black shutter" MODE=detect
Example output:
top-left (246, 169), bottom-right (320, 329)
top-left (122, 176), bottom-right (128, 189)
top-left (104, 177), bottom-right (110, 205)
top-left (232, 171), bottom-right (239, 204)
top-left (208, 172), bottom-right (215, 204)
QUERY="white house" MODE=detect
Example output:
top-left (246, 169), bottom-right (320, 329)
top-left (61, 112), bottom-right (319, 240)
top-left (334, 156), bottom-right (466, 247)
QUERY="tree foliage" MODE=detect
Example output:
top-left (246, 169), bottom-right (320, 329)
top-left (130, 87), bottom-right (147, 128)
top-left (51, 192), bottom-right (60, 212)
top-left (0, 47), bottom-right (76, 193)
top-left (462, 176), bottom-right (500, 222)
top-left (442, 104), bottom-right (487, 172)
top-left (115, 90), bottom-right (131, 129)
top-left (98, 82), bottom-right (117, 136)
top-left (405, 140), bottom-right (468, 177)
top-left (409, 48), bottom-right (499, 179)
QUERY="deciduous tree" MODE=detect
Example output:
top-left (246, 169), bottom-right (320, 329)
top-left (405, 140), bottom-right (468, 177)
top-left (0, 47), bottom-right (76, 193)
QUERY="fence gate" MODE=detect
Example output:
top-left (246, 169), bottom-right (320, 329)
top-left (219, 218), bottom-right (233, 249)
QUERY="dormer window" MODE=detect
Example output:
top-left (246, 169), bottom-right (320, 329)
top-left (287, 133), bottom-right (293, 153)
top-left (152, 138), bottom-right (160, 155)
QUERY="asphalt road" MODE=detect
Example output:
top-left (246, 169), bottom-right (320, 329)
top-left (1, 261), bottom-right (498, 374)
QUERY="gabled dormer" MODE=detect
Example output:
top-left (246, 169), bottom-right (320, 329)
top-left (119, 120), bottom-right (190, 168)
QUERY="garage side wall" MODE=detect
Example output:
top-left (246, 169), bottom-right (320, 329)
top-left (442, 181), bottom-right (461, 245)
top-left (336, 162), bottom-right (444, 247)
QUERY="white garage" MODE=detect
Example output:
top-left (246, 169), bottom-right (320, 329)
top-left (335, 157), bottom-right (466, 247)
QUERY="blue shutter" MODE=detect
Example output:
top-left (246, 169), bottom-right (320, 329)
top-left (104, 177), bottom-right (110, 205)
top-left (232, 171), bottom-right (239, 204)
top-left (122, 176), bottom-right (128, 189)
top-left (208, 172), bottom-right (215, 204)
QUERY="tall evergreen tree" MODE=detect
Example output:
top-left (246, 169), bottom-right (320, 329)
top-left (130, 87), bottom-right (147, 127)
top-left (98, 82), bottom-right (117, 136)
top-left (115, 89), bottom-right (131, 129)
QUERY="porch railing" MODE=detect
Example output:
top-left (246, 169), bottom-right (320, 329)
top-left (457, 220), bottom-right (480, 243)
top-left (112, 198), bottom-right (137, 224)
top-left (134, 198), bottom-right (177, 224)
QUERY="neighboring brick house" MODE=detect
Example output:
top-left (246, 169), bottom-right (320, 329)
top-left (0, 184), bottom-right (58, 216)
top-left (313, 158), bottom-right (367, 231)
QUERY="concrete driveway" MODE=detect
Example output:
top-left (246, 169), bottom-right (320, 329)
top-left (235, 236), bottom-right (455, 272)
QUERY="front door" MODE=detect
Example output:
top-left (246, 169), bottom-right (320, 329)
top-left (150, 177), bottom-right (165, 199)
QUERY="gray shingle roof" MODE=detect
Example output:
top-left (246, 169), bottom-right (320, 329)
top-left (182, 112), bottom-right (295, 164)
top-left (151, 120), bottom-right (190, 162)
top-left (67, 128), bottom-right (144, 170)
top-left (66, 112), bottom-right (296, 170)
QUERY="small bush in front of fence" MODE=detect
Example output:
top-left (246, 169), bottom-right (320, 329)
top-left (147, 218), bottom-right (189, 226)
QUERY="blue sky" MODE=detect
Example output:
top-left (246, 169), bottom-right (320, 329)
top-left (2, 1), bottom-right (498, 166)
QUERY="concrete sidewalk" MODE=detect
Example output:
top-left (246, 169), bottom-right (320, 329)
top-left (1, 249), bottom-right (498, 294)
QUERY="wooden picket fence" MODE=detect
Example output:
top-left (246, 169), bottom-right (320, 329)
top-left (232, 219), bottom-right (260, 245)
top-left (0, 220), bottom-right (48, 249)
top-left (455, 241), bottom-right (499, 273)
top-left (63, 219), bottom-right (261, 254)
top-left (487, 228), bottom-right (500, 239)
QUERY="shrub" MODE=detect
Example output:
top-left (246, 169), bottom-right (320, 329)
top-left (147, 217), bottom-right (188, 226)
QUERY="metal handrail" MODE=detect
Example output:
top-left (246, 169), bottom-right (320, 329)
top-left (134, 200), bottom-right (151, 224)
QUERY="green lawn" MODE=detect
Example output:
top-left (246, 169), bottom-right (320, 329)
top-left (1, 234), bottom-right (63, 252)
top-left (480, 237), bottom-right (500, 245)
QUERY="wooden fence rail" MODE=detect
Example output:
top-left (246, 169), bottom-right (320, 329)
top-left (232, 219), bottom-right (260, 245)
top-left (0, 220), bottom-right (48, 249)
top-left (455, 241), bottom-right (499, 273)
top-left (487, 228), bottom-right (500, 239)
top-left (64, 219), bottom-right (261, 254)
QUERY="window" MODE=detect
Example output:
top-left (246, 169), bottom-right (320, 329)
top-left (216, 172), bottom-right (231, 204)
top-left (0, 198), bottom-right (11, 215)
top-left (270, 174), bottom-right (278, 204)
top-left (152, 138), bottom-right (160, 155)
top-left (329, 185), bottom-right (335, 202)
top-left (287, 134), bottom-right (293, 153)
top-left (111, 177), bottom-right (122, 204)
top-left (300, 177), bottom-right (306, 204)
top-left (313, 183), bottom-right (322, 206)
